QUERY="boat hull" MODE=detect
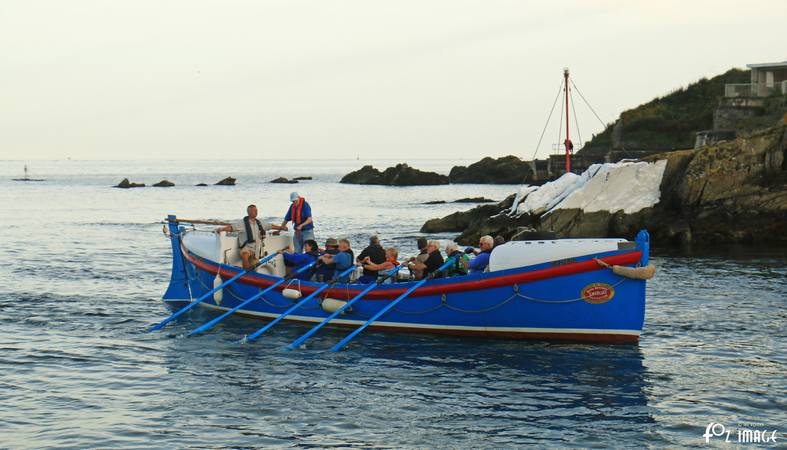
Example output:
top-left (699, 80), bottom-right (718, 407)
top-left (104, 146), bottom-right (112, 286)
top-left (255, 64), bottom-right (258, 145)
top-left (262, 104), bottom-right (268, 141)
top-left (163, 225), bottom-right (650, 344)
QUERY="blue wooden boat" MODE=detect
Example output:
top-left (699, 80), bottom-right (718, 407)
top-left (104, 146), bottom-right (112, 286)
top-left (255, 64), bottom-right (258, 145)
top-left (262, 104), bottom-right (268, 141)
top-left (161, 216), bottom-right (652, 344)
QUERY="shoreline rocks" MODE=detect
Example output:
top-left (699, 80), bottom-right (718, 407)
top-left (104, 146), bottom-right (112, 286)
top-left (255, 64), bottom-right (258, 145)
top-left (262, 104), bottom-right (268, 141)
top-left (421, 124), bottom-right (787, 247)
top-left (341, 164), bottom-right (449, 186)
top-left (153, 180), bottom-right (175, 187)
top-left (293, 176), bottom-right (312, 181)
top-left (115, 178), bottom-right (145, 188)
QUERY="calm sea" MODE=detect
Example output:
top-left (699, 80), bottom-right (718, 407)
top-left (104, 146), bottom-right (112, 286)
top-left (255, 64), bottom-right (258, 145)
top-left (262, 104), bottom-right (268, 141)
top-left (0, 160), bottom-right (784, 448)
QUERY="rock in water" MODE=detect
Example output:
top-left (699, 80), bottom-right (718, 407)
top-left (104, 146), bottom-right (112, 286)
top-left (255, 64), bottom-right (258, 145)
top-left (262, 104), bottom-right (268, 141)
top-left (270, 177), bottom-right (298, 184)
top-left (449, 156), bottom-right (532, 184)
top-left (454, 197), bottom-right (496, 203)
top-left (115, 178), bottom-right (145, 188)
top-left (293, 176), bottom-right (312, 181)
top-left (423, 200), bottom-right (447, 205)
top-left (341, 164), bottom-right (449, 186)
top-left (153, 180), bottom-right (175, 187)
top-left (215, 177), bottom-right (236, 186)
top-left (195, 183), bottom-right (208, 186)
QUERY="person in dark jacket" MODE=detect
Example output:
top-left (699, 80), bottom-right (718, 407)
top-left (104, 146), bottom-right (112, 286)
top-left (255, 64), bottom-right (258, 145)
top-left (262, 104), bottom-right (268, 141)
top-left (406, 240), bottom-right (444, 278)
top-left (282, 239), bottom-right (320, 280)
top-left (356, 235), bottom-right (386, 283)
top-left (313, 237), bottom-right (339, 282)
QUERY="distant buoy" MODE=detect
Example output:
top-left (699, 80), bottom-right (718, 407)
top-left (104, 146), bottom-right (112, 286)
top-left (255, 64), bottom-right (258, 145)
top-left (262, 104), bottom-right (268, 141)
top-left (213, 274), bottom-right (223, 305)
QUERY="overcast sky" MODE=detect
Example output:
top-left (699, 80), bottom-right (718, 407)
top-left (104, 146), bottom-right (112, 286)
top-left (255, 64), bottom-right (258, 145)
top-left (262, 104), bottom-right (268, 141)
top-left (2, 0), bottom-right (785, 161)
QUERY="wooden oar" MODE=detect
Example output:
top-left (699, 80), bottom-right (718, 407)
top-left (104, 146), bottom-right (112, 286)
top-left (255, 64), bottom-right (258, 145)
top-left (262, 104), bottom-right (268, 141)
top-left (243, 265), bottom-right (357, 342)
top-left (147, 252), bottom-right (280, 332)
top-left (330, 256), bottom-right (457, 352)
top-left (164, 217), bottom-right (232, 226)
top-left (285, 267), bottom-right (399, 350)
top-left (188, 260), bottom-right (317, 337)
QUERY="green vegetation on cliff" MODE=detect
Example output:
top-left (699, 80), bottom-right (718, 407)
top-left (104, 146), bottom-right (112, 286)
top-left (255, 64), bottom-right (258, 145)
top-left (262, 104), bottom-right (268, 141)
top-left (580, 69), bottom-right (750, 155)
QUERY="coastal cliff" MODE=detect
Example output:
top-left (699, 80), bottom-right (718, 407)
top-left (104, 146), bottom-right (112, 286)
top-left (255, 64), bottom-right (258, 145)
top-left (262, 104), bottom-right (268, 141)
top-left (421, 124), bottom-right (787, 247)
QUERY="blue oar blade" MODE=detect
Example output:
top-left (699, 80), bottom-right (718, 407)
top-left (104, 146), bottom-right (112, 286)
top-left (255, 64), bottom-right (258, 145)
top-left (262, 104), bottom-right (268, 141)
top-left (330, 257), bottom-right (457, 352)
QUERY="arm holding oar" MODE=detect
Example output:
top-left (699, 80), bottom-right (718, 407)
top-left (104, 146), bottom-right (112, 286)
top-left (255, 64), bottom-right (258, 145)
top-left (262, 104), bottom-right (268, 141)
top-left (147, 251), bottom-right (280, 332)
top-left (286, 267), bottom-right (399, 350)
top-left (330, 256), bottom-right (458, 352)
top-left (188, 260), bottom-right (318, 337)
top-left (243, 264), bottom-right (358, 342)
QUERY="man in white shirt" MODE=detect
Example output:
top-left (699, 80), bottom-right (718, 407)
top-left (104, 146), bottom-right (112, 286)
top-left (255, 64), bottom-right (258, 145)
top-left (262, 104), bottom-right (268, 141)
top-left (215, 204), bottom-right (285, 270)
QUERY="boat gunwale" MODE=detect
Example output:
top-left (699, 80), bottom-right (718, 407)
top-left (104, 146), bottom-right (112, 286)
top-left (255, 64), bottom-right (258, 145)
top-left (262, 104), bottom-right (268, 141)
top-left (180, 241), bottom-right (643, 300)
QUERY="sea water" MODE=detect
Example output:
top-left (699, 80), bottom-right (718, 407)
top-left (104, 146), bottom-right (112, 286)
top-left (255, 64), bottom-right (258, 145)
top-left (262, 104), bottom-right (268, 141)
top-left (0, 160), bottom-right (784, 448)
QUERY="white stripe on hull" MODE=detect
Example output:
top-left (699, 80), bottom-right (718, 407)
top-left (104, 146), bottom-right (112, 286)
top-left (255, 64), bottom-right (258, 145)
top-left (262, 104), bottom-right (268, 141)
top-left (197, 302), bottom-right (641, 337)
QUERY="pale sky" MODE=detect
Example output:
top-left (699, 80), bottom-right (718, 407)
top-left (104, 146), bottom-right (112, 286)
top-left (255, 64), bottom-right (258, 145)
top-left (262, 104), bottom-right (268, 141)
top-left (2, 0), bottom-right (785, 160)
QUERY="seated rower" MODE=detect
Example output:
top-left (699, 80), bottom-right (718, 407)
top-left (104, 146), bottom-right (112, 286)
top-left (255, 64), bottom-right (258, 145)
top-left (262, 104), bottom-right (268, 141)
top-left (468, 235), bottom-right (494, 274)
top-left (406, 240), bottom-right (444, 279)
top-left (313, 238), bottom-right (339, 282)
top-left (405, 237), bottom-right (429, 280)
top-left (281, 239), bottom-right (320, 280)
top-left (356, 235), bottom-right (386, 284)
top-left (360, 247), bottom-right (400, 283)
top-left (444, 241), bottom-right (470, 277)
top-left (318, 238), bottom-right (354, 283)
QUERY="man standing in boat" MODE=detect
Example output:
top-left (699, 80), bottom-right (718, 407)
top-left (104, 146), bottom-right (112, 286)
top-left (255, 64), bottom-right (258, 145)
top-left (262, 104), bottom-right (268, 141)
top-left (280, 192), bottom-right (314, 253)
top-left (215, 204), bottom-right (285, 270)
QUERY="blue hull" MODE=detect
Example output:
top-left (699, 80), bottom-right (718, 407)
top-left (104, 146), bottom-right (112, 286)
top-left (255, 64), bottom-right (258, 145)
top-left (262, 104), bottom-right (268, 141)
top-left (163, 224), bottom-right (650, 343)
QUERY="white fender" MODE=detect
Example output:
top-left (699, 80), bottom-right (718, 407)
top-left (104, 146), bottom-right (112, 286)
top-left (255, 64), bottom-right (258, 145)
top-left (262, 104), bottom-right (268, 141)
top-left (282, 288), bottom-right (302, 299)
top-left (213, 273), bottom-right (223, 305)
top-left (321, 298), bottom-right (347, 314)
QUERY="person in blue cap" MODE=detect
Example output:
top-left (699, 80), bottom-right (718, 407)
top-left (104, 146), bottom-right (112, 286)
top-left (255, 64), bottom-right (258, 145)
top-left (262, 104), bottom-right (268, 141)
top-left (280, 192), bottom-right (314, 253)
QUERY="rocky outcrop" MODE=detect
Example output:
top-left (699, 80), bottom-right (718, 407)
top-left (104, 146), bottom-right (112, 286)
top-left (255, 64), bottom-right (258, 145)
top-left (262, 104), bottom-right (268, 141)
top-left (340, 164), bottom-right (449, 186)
top-left (196, 183), bottom-right (208, 186)
top-left (270, 177), bottom-right (298, 184)
top-left (215, 177), bottom-right (236, 186)
top-left (449, 156), bottom-right (533, 184)
top-left (115, 178), bottom-right (145, 188)
top-left (293, 176), bottom-right (312, 181)
top-left (153, 180), bottom-right (175, 187)
top-left (422, 124), bottom-right (787, 247)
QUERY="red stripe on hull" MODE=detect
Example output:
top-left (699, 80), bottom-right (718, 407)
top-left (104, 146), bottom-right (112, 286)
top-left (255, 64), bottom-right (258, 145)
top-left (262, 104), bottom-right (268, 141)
top-left (181, 242), bottom-right (641, 300)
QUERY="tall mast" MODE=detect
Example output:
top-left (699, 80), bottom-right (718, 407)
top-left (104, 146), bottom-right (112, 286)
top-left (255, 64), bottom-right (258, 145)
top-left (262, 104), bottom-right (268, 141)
top-left (563, 68), bottom-right (572, 174)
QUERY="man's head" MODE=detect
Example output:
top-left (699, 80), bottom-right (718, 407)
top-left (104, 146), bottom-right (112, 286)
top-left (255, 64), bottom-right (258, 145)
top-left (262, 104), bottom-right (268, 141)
top-left (290, 192), bottom-right (300, 203)
top-left (427, 240), bottom-right (440, 253)
top-left (416, 237), bottom-right (428, 250)
top-left (247, 204), bottom-right (258, 218)
top-left (494, 235), bottom-right (505, 247)
top-left (369, 235), bottom-right (380, 245)
top-left (304, 239), bottom-right (318, 253)
top-left (386, 247), bottom-right (399, 260)
top-left (338, 238), bottom-right (351, 252)
top-left (325, 237), bottom-right (339, 249)
top-left (445, 241), bottom-right (459, 254)
top-left (479, 235), bottom-right (494, 252)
